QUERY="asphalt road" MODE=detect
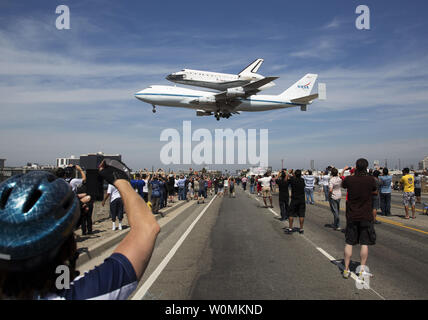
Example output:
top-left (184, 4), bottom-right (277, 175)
top-left (125, 186), bottom-right (428, 300)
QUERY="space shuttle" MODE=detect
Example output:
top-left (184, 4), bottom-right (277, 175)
top-left (165, 58), bottom-right (275, 91)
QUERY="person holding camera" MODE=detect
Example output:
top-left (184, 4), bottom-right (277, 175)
top-left (276, 170), bottom-right (289, 221)
top-left (57, 165), bottom-right (94, 235)
top-left (0, 159), bottom-right (160, 299)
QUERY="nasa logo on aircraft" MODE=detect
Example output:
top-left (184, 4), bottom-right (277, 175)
top-left (298, 82), bottom-right (311, 89)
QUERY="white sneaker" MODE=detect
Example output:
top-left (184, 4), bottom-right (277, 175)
top-left (112, 223), bottom-right (116, 231)
top-left (118, 223), bottom-right (122, 230)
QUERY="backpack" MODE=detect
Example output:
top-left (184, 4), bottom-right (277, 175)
top-left (151, 181), bottom-right (161, 198)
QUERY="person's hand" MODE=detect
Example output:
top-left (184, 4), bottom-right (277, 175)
top-left (78, 193), bottom-right (91, 212)
top-left (99, 159), bottom-right (131, 185)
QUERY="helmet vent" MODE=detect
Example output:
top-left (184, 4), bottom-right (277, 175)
top-left (23, 189), bottom-right (42, 213)
top-left (0, 187), bottom-right (13, 209)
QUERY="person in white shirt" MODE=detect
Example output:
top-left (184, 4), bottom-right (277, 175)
top-left (223, 178), bottom-right (229, 196)
top-left (303, 170), bottom-right (315, 205)
top-left (320, 171), bottom-right (330, 201)
top-left (259, 173), bottom-right (273, 208)
top-left (102, 184), bottom-right (124, 231)
top-left (328, 168), bottom-right (342, 230)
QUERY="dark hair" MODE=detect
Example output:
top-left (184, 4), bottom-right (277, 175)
top-left (308, 170), bottom-right (312, 175)
top-left (331, 168), bottom-right (338, 176)
top-left (373, 170), bottom-right (380, 178)
top-left (403, 168), bottom-right (410, 174)
top-left (355, 158), bottom-right (369, 176)
top-left (0, 235), bottom-right (79, 299)
top-left (383, 168), bottom-right (389, 175)
top-left (295, 170), bottom-right (302, 178)
top-left (415, 172), bottom-right (419, 177)
top-left (55, 167), bottom-right (65, 178)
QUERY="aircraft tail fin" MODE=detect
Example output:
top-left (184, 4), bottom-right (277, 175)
top-left (278, 74), bottom-right (318, 100)
top-left (238, 58), bottom-right (264, 76)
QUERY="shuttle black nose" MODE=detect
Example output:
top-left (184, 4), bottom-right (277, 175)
top-left (166, 74), bottom-right (184, 81)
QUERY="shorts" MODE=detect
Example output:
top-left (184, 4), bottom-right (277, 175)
top-left (110, 198), bottom-right (124, 222)
top-left (262, 186), bottom-right (271, 197)
top-left (345, 220), bottom-right (376, 246)
top-left (290, 200), bottom-right (306, 218)
top-left (218, 187), bottom-right (224, 193)
top-left (403, 192), bottom-right (416, 206)
top-left (372, 197), bottom-right (380, 210)
top-left (415, 188), bottom-right (421, 197)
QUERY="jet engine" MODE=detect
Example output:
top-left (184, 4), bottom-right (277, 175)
top-left (196, 110), bottom-right (213, 116)
top-left (226, 87), bottom-right (246, 98)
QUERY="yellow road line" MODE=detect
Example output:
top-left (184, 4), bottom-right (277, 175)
top-left (390, 204), bottom-right (424, 213)
top-left (316, 201), bottom-right (428, 236)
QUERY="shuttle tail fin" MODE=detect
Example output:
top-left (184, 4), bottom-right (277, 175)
top-left (238, 58), bottom-right (264, 76)
top-left (278, 74), bottom-right (318, 100)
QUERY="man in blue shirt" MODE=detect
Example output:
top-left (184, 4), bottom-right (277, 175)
top-left (379, 168), bottom-right (392, 216)
top-left (130, 174), bottom-right (146, 199)
top-left (177, 175), bottom-right (187, 200)
top-left (0, 159), bottom-right (159, 299)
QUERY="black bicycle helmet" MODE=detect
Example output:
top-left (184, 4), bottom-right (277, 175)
top-left (0, 171), bottom-right (80, 271)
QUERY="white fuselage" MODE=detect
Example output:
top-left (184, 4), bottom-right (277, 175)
top-left (166, 69), bottom-right (275, 91)
top-left (135, 85), bottom-right (299, 113)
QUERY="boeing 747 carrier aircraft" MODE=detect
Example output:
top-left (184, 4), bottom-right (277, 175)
top-left (165, 58), bottom-right (275, 91)
top-left (135, 74), bottom-right (326, 120)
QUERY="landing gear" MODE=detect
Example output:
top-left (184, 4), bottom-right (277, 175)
top-left (152, 105), bottom-right (156, 113)
top-left (214, 111), bottom-right (232, 120)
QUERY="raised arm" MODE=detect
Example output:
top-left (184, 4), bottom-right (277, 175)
top-left (99, 159), bottom-right (160, 280)
top-left (74, 165), bottom-right (86, 182)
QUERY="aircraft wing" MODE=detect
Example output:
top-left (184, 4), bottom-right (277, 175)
top-left (291, 93), bottom-right (319, 104)
top-left (242, 76), bottom-right (278, 91)
top-left (214, 76), bottom-right (278, 102)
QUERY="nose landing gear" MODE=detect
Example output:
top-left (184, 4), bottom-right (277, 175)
top-left (152, 105), bottom-right (156, 113)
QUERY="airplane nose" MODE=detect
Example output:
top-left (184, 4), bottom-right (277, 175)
top-left (166, 74), bottom-right (184, 81)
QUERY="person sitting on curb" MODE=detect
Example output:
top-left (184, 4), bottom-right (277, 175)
top-left (0, 159), bottom-right (160, 300)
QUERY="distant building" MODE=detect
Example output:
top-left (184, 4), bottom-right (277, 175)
top-left (56, 155), bottom-right (80, 168)
top-left (310, 160), bottom-right (315, 171)
top-left (422, 156), bottom-right (428, 170)
top-left (0, 159), bottom-right (5, 170)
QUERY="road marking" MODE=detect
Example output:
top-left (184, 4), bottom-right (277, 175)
top-left (376, 217), bottom-right (428, 235)
top-left (316, 247), bottom-right (336, 261)
top-left (132, 195), bottom-right (217, 300)
top-left (269, 208), bottom-right (280, 217)
top-left (246, 191), bottom-right (387, 300)
top-left (316, 201), bottom-right (428, 236)
top-left (315, 245), bottom-right (386, 300)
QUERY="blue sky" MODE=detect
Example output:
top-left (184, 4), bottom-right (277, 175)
top-left (0, 0), bottom-right (427, 170)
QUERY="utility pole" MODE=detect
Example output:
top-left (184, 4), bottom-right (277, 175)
top-left (281, 159), bottom-right (284, 170)
top-left (398, 159), bottom-right (401, 170)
